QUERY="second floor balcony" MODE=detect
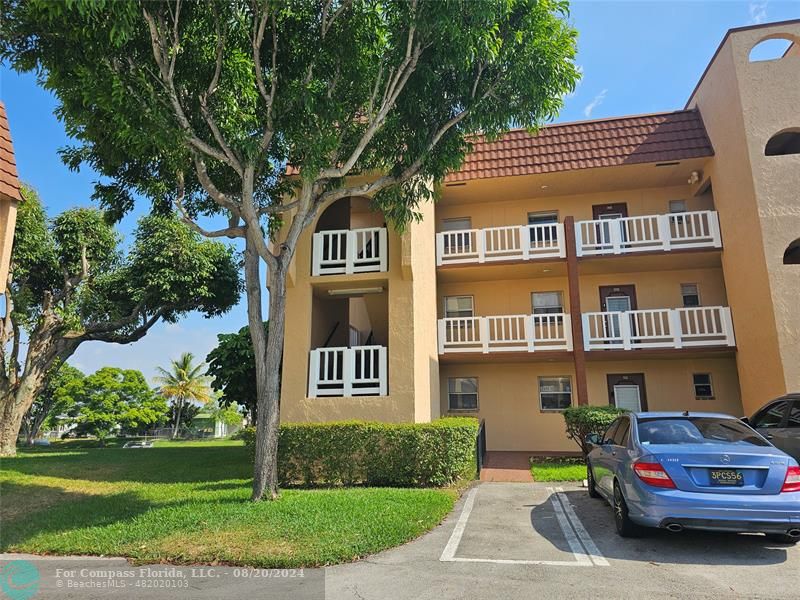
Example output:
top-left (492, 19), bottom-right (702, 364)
top-left (312, 227), bottom-right (388, 276)
top-left (438, 313), bottom-right (573, 354)
top-left (308, 345), bottom-right (388, 397)
top-left (436, 223), bottom-right (566, 266)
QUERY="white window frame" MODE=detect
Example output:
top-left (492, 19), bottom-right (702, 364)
top-left (669, 199), bottom-right (688, 213)
top-left (448, 377), bottom-right (479, 411)
top-left (681, 283), bottom-right (701, 307)
top-left (538, 376), bottom-right (573, 412)
top-left (527, 211), bottom-right (559, 225)
top-left (444, 295), bottom-right (474, 319)
top-left (532, 291), bottom-right (564, 315)
top-left (441, 217), bottom-right (472, 232)
top-left (693, 373), bottom-right (714, 399)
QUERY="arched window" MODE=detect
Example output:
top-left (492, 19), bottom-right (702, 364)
top-left (749, 36), bottom-right (797, 62)
top-left (765, 129), bottom-right (800, 156)
top-left (784, 239), bottom-right (800, 265)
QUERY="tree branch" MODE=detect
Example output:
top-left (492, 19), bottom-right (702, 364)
top-left (173, 172), bottom-right (245, 239)
top-left (81, 307), bottom-right (169, 344)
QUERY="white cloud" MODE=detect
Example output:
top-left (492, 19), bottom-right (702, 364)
top-left (583, 89), bottom-right (608, 118)
top-left (749, 1), bottom-right (768, 24)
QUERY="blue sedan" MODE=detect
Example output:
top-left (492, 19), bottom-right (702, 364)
top-left (586, 411), bottom-right (800, 542)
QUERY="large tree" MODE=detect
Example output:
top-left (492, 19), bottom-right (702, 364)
top-left (1, 0), bottom-right (579, 498)
top-left (20, 362), bottom-right (84, 445)
top-left (0, 186), bottom-right (241, 455)
top-left (155, 352), bottom-right (213, 439)
top-left (206, 322), bottom-right (269, 423)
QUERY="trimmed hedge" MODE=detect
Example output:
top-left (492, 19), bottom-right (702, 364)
top-left (563, 405), bottom-right (628, 458)
top-left (238, 417), bottom-right (479, 487)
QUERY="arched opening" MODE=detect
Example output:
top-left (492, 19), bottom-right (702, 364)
top-left (749, 36), bottom-right (797, 62)
top-left (765, 129), bottom-right (800, 156)
top-left (784, 239), bottom-right (800, 265)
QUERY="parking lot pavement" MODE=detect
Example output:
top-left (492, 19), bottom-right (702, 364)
top-left (5, 482), bottom-right (800, 599)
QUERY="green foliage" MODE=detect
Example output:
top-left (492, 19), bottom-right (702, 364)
top-left (1, 0), bottom-right (580, 229)
top-left (69, 367), bottom-right (168, 439)
top-left (529, 458), bottom-right (586, 482)
top-left (205, 322), bottom-right (269, 422)
top-left (239, 418), bottom-right (479, 487)
top-left (563, 405), bottom-right (628, 458)
top-left (155, 352), bottom-right (213, 437)
top-left (21, 363), bottom-right (85, 439)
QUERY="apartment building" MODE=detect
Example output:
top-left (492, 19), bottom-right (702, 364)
top-left (280, 20), bottom-right (800, 453)
top-left (0, 101), bottom-right (22, 293)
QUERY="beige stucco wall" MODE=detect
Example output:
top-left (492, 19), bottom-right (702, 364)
top-left (279, 191), bottom-right (439, 424)
top-left (0, 197), bottom-right (18, 293)
top-left (688, 22), bottom-right (800, 412)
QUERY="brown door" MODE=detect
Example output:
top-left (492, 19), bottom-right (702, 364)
top-left (607, 373), bottom-right (648, 412)
top-left (592, 203), bottom-right (628, 220)
top-left (599, 285), bottom-right (637, 312)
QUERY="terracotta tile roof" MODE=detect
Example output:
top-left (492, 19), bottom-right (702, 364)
top-left (0, 101), bottom-right (22, 202)
top-left (445, 110), bottom-right (714, 183)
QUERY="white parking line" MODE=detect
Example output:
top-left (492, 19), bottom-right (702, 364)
top-left (439, 484), bottom-right (600, 567)
top-left (555, 487), bottom-right (610, 567)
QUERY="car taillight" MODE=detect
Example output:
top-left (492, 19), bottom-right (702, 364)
top-left (781, 466), bottom-right (800, 493)
top-left (633, 461), bottom-right (676, 489)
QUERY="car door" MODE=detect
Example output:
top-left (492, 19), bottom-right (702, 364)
top-left (592, 419), bottom-right (620, 497)
top-left (608, 417), bottom-right (631, 482)
top-left (781, 401), bottom-right (800, 461)
top-left (750, 399), bottom-right (791, 456)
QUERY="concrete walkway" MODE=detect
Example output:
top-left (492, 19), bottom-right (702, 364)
top-left (479, 451), bottom-right (533, 482)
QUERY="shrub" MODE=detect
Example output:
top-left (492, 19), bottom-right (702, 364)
top-left (239, 417), bottom-right (478, 487)
top-left (563, 405), bottom-right (628, 459)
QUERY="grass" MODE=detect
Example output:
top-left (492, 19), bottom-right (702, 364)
top-left (0, 440), bottom-right (458, 567)
top-left (529, 457), bottom-right (587, 482)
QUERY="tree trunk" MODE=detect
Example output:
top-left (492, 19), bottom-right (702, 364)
top-left (0, 388), bottom-right (31, 456)
top-left (171, 399), bottom-right (184, 439)
top-left (246, 237), bottom-right (284, 501)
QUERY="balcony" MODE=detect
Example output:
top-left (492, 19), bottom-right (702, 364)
top-left (308, 346), bottom-right (388, 397)
top-left (582, 306), bottom-right (735, 351)
top-left (438, 314), bottom-right (573, 354)
top-left (312, 227), bottom-right (388, 276)
top-left (436, 223), bottom-right (565, 266)
top-left (575, 211), bottom-right (721, 257)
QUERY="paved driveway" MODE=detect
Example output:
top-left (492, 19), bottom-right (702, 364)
top-left (5, 482), bottom-right (800, 599)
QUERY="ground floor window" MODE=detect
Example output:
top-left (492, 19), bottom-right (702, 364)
top-left (539, 376), bottom-right (572, 411)
top-left (693, 373), bottom-right (714, 399)
top-left (448, 377), bottom-right (478, 411)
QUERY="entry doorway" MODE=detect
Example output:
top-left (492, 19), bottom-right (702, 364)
top-left (599, 285), bottom-right (637, 312)
top-left (607, 374), bottom-right (648, 412)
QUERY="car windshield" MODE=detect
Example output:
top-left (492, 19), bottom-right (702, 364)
top-left (637, 417), bottom-right (770, 446)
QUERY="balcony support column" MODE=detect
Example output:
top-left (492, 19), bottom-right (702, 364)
top-left (565, 216), bottom-right (589, 406)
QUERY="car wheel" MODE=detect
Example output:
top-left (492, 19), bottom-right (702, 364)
top-left (587, 461), bottom-right (600, 499)
top-left (613, 482), bottom-right (642, 538)
top-left (766, 533), bottom-right (800, 545)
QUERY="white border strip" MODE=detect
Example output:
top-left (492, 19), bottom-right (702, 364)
top-left (440, 486), bottom-right (478, 562)
top-left (555, 487), bottom-right (610, 566)
top-left (547, 487), bottom-right (593, 566)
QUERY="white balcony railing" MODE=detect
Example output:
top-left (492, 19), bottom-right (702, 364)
top-left (438, 314), bottom-right (573, 354)
top-left (312, 227), bottom-right (388, 276)
top-left (582, 306), bottom-right (735, 351)
top-left (575, 211), bottom-right (722, 257)
top-left (436, 223), bottom-right (566, 266)
top-left (308, 346), bottom-right (387, 397)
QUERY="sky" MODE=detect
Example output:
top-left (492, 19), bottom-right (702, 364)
top-left (0, 1), bottom-right (798, 382)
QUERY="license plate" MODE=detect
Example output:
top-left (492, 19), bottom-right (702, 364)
top-left (709, 468), bottom-right (743, 486)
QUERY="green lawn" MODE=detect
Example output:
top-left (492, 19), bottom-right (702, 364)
top-left (529, 457), bottom-right (587, 482)
top-left (1, 440), bottom-right (457, 567)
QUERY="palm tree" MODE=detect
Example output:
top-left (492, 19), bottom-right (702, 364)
top-left (155, 352), bottom-right (213, 439)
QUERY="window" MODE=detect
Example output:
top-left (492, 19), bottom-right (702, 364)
top-left (681, 283), bottom-right (700, 307)
top-left (602, 420), bottom-right (620, 445)
top-left (669, 200), bottom-right (687, 213)
top-left (765, 129), bottom-right (800, 156)
top-left (528, 211), bottom-right (558, 226)
top-left (784, 238), bottom-right (800, 265)
top-left (539, 376), bottom-right (572, 411)
top-left (752, 401), bottom-right (788, 429)
top-left (787, 403), bottom-right (800, 428)
top-left (528, 211), bottom-right (558, 244)
top-left (532, 291), bottom-right (564, 315)
top-left (448, 377), bottom-right (478, 411)
top-left (749, 37), bottom-right (795, 62)
top-left (444, 296), bottom-right (474, 319)
top-left (612, 418), bottom-right (630, 447)
top-left (637, 417), bottom-right (769, 446)
top-left (442, 217), bottom-right (472, 232)
top-left (693, 374), bottom-right (714, 399)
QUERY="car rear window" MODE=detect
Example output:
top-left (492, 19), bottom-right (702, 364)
top-left (637, 417), bottom-right (770, 446)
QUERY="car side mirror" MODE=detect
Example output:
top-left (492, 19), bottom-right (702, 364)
top-left (585, 433), bottom-right (601, 446)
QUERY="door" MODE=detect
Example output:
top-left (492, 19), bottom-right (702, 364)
top-left (607, 374), bottom-right (648, 412)
top-left (592, 203), bottom-right (628, 246)
top-left (599, 285), bottom-right (636, 340)
top-left (592, 418), bottom-right (621, 496)
top-left (750, 399), bottom-right (798, 460)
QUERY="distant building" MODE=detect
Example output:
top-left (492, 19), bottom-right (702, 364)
top-left (0, 101), bottom-right (22, 293)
